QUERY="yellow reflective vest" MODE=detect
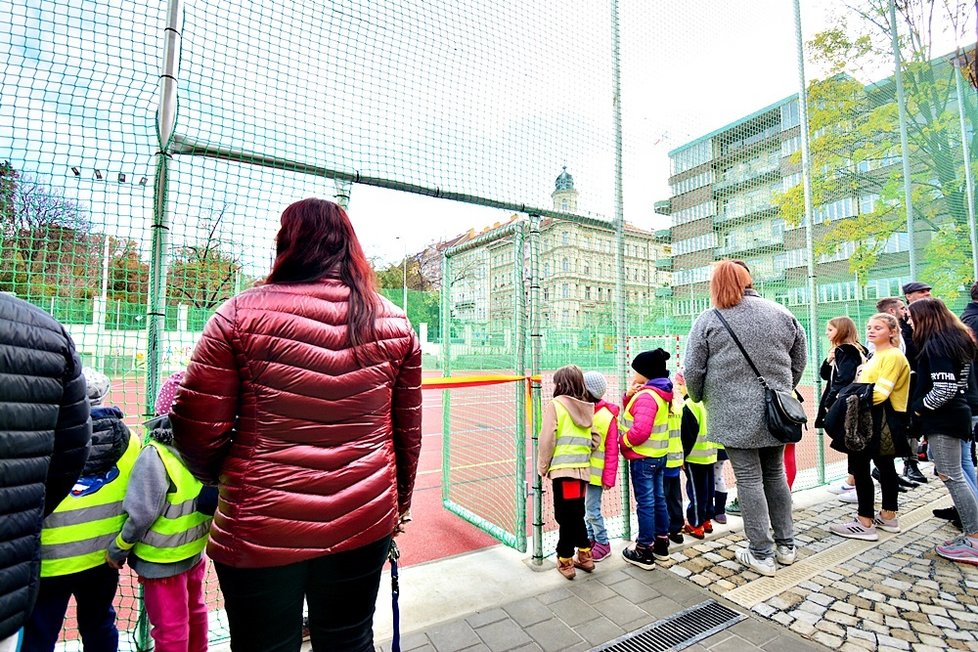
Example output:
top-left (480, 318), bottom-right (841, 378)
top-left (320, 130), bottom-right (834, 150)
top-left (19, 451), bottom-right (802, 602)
top-left (588, 405), bottom-right (616, 486)
top-left (666, 399), bottom-right (684, 469)
top-left (683, 399), bottom-right (717, 465)
top-left (125, 441), bottom-right (212, 564)
top-left (620, 389), bottom-right (669, 458)
top-left (40, 433), bottom-right (142, 577)
top-left (549, 400), bottom-right (593, 472)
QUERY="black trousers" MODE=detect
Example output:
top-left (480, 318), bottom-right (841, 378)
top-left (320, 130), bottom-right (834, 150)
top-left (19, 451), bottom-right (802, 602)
top-left (22, 564), bottom-right (120, 652)
top-left (664, 473), bottom-right (684, 534)
top-left (849, 452), bottom-right (899, 518)
top-left (685, 463), bottom-right (716, 527)
top-left (214, 535), bottom-right (391, 652)
top-left (553, 478), bottom-right (590, 558)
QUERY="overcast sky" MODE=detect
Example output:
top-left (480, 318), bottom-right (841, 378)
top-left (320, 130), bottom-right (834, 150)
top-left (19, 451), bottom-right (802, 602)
top-left (1, 0), bottom-right (972, 272)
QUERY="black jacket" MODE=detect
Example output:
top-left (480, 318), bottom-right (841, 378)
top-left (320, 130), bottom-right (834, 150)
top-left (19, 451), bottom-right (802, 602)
top-left (0, 294), bottom-right (92, 640)
top-left (815, 343), bottom-right (867, 428)
top-left (910, 349), bottom-right (974, 439)
top-left (961, 302), bottom-right (978, 342)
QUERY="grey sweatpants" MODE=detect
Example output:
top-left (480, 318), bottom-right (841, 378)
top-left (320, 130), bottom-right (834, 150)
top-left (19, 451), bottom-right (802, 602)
top-left (726, 446), bottom-right (794, 560)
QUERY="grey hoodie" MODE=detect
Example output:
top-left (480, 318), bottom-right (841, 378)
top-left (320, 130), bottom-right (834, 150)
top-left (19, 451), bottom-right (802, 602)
top-left (106, 424), bottom-right (204, 579)
top-left (538, 395), bottom-right (597, 480)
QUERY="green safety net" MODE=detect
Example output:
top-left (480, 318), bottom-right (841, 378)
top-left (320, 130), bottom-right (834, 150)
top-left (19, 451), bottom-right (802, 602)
top-left (1, 0), bottom-right (975, 634)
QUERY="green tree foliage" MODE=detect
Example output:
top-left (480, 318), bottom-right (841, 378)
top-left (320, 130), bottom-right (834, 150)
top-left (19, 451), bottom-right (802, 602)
top-left (107, 237), bottom-right (150, 304)
top-left (778, 0), bottom-right (976, 285)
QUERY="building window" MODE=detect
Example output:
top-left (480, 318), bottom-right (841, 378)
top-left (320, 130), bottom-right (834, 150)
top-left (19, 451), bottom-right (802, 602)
top-left (562, 284), bottom-right (569, 298)
top-left (561, 199), bottom-right (568, 210)
top-left (543, 262), bottom-right (550, 276)
top-left (562, 257), bottom-right (569, 272)
top-left (562, 232), bottom-right (569, 245)
top-left (585, 286), bottom-right (591, 299)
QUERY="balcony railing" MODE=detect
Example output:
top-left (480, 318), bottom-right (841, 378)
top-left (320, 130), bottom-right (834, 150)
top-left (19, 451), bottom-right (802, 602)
top-left (714, 237), bottom-right (783, 256)
top-left (713, 162), bottom-right (780, 191)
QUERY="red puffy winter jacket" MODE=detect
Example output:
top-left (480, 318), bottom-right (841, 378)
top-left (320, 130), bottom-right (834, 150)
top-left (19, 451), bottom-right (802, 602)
top-left (170, 279), bottom-right (422, 568)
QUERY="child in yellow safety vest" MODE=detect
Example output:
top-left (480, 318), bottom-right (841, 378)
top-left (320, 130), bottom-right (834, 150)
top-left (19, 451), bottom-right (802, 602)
top-left (620, 348), bottom-right (675, 570)
top-left (675, 370), bottom-right (718, 540)
top-left (24, 369), bottom-right (141, 652)
top-left (106, 372), bottom-right (217, 652)
top-left (581, 371), bottom-right (620, 563)
top-left (538, 365), bottom-right (597, 580)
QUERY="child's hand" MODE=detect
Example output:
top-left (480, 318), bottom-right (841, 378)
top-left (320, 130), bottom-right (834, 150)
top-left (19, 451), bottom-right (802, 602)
top-left (105, 552), bottom-right (124, 570)
top-left (603, 484), bottom-right (613, 490)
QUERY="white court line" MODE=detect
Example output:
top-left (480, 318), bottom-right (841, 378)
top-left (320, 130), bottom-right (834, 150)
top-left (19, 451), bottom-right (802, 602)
top-left (416, 458), bottom-right (517, 476)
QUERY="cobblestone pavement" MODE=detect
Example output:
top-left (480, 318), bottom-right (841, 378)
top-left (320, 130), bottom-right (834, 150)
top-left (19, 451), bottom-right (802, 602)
top-left (659, 477), bottom-right (978, 651)
top-left (360, 467), bottom-right (978, 652)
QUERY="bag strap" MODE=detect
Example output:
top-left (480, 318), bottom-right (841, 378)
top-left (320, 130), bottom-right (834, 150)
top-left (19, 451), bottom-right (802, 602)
top-left (712, 309), bottom-right (769, 389)
top-left (389, 539), bottom-right (401, 652)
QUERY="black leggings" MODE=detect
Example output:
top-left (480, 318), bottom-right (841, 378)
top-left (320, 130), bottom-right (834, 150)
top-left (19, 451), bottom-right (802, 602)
top-left (848, 452), bottom-right (899, 519)
top-left (215, 536), bottom-right (391, 652)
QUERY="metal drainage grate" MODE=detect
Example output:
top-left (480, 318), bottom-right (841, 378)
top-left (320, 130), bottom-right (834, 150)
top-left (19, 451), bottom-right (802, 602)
top-left (591, 600), bottom-right (746, 652)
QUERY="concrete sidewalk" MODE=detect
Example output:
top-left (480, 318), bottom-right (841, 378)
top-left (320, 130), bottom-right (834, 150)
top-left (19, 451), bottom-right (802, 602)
top-left (367, 463), bottom-right (978, 651)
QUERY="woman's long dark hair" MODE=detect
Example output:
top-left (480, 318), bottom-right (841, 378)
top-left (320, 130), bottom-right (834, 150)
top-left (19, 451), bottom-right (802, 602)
top-left (908, 298), bottom-right (977, 364)
top-left (266, 198), bottom-right (379, 355)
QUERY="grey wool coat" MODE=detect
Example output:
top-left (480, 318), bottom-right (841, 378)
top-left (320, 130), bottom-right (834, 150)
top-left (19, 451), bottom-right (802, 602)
top-left (684, 289), bottom-right (808, 449)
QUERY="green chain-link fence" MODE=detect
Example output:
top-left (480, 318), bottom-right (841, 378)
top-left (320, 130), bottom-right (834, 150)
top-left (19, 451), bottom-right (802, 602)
top-left (1, 0), bottom-right (975, 643)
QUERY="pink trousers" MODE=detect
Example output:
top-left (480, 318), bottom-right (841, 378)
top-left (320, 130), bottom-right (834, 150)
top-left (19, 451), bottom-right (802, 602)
top-left (141, 558), bottom-right (208, 652)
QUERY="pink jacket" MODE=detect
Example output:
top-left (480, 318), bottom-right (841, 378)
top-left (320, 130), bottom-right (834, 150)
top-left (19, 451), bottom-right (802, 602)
top-left (594, 400), bottom-right (620, 487)
top-left (620, 380), bottom-right (673, 461)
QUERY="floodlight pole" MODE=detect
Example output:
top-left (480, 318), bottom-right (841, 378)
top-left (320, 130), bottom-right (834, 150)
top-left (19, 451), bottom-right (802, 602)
top-left (889, 0), bottom-right (917, 278)
top-left (793, 0), bottom-right (824, 485)
top-left (611, 0), bottom-right (631, 539)
top-left (952, 55), bottom-right (978, 282)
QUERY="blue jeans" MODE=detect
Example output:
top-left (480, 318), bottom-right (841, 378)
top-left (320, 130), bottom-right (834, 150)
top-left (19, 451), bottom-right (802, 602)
top-left (961, 438), bottom-right (978, 500)
top-left (584, 484), bottom-right (608, 544)
top-left (629, 456), bottom-right (668, 546)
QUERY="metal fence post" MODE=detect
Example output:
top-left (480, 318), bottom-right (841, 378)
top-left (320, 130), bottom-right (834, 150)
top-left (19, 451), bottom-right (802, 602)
top-left (528, 213), bottom-right (544, 565)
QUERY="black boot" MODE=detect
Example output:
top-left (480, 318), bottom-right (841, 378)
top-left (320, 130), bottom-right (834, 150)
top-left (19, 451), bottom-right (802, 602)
top-left (933, 506), bottom-right (960, 521)
top-left (904, 459), bottom-right (928, 484)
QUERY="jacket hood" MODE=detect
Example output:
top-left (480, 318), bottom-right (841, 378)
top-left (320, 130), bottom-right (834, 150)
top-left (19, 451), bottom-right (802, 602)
top-left (644, 378), bottom-right (674, 402)
top-left (555, 395), bottom-right (594, 428)
top-left (83, 406), bottom-right (130, 475)
top-left (595, 399), bottom-right (620, 416)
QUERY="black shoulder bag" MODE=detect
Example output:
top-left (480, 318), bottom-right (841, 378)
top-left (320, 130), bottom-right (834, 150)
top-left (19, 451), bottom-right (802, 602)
top-left (713, 309), bottom-right (807, 443)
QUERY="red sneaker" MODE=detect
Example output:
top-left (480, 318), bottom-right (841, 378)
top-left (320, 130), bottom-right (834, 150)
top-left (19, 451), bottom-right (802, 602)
top-left (682, 523), bottom-right (705, 540)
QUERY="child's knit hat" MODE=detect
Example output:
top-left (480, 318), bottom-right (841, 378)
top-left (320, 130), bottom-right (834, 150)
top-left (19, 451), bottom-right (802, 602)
top-left (583, 371), bottom-right (607, 400)
top-left (82, 368), bottom-right (111, 406)
top-left (155, 371), bottom-right (185, 416)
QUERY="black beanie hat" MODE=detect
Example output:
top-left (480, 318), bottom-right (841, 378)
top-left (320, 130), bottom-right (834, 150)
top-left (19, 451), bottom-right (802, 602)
top-left (632, 348), bottom-right (670, 379)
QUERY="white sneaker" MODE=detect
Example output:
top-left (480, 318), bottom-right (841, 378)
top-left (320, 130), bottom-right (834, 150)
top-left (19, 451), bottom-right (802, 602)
top-left (827, 481), bottom-right (855, 495)
top-left (839, 491), bottom-right (859, 503)
top-left (775, 544), bottom-right (796, 566)
top-left (735, 548), bottom-right (776, 577)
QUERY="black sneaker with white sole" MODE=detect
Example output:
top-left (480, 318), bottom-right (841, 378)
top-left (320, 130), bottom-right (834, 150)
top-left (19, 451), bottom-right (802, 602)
top-left (622, 544), bottom-right (655, 570)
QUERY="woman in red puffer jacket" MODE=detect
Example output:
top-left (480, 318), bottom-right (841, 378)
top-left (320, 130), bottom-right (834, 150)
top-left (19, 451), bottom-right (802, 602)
top-left (170, 198), bottom-right (422, 652)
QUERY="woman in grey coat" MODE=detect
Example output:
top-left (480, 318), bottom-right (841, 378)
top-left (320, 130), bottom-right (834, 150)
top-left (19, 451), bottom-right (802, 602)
top-left (683, 260), bottom-right (807, 576)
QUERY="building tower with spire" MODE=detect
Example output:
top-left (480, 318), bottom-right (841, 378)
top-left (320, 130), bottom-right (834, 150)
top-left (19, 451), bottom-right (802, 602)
top-left (552, 166), bottom-right (578, 212)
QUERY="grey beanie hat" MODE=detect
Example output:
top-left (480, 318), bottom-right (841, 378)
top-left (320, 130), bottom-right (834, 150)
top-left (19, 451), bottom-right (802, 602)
top-left (583, 371), bottom-right (607, 400)
top-left (82, 367), bottom-right (111, 406)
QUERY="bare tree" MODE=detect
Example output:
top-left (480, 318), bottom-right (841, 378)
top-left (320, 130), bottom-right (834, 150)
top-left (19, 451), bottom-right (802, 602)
top-left (167, 204), bottom-right (241, 310)
top-left (0, 168), bottom-right (95, 299)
